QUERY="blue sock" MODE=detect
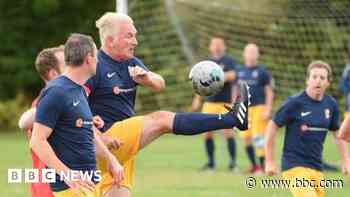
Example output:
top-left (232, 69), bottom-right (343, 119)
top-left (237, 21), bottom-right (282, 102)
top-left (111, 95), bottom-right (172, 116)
top-left (246, 144), bottom-right (256, 166)
top-left (173, 112), bottom-right (236, 135)
top-left (259, 156), bottom-right (265, 169)
top-left (205, 138), bottom-right (215, 167)
top-left (227, 137), bottom-right (236, 164)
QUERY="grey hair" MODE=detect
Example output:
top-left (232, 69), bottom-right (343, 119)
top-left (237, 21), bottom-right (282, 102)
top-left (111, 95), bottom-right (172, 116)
top-left (96, 12), bottom-right (134, 44)
top-left (64, 33), bottom-right (96, 66)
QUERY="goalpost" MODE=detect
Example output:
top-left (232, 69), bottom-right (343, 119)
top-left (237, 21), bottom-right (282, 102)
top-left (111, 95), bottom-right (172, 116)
top-left (116, 0), bottom-right (128, 14)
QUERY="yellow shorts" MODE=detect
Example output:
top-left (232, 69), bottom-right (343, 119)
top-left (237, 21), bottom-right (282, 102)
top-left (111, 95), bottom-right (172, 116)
top-left (282, 167), bottom-right (325, 197)
top-left (239, 105), bottom-right (268, 139)
top-left (202, 102), bottom-right (229, 114)
top-left (97, 116), bottom-right (144, 195)
top-left (53, 183), bottom-right (101, 197)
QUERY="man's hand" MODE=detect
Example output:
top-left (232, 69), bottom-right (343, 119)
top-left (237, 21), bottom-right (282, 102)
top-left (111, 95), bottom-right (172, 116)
top-left (18, 108), bottom-right (36, 131)
top-left (107, 157), bottom-right (124, 187)
top-left (128, 66), bottom-right (151, 85)
top-left (101, 135), bottom-right (123, 150)
top-left (265, 160), bottom-right (278, 176)
top-left (93, 115), bottom-right (104, 129)
top-left (341, 158), bottom-right (350, 180)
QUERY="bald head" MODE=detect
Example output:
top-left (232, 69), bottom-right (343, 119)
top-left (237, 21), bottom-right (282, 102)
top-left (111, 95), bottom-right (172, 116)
top-left (209, 37), bottom-right (226, 59)
top-left (243, 43), bottom-right (259, 67)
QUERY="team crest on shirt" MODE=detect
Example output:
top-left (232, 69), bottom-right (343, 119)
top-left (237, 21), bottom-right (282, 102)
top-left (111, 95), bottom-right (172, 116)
top-left (324, 108), bottom-right (330, 119)
top-left (300, 124), bottom-right (308, 132)
top-left (75, 118), bottom-right (83, 128)
top-left (252, 70), bottom-right (259, 78)
top-left (113, 86), bottom-right (121, 95)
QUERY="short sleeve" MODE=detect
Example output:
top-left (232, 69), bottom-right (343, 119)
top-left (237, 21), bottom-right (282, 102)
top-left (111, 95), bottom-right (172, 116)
top-left (272, 98), bottom-right (294, 127)
top-left (132, 57), bottom-right (149, 71)
top-left (260, 68), bottom-right (272, 87)
top-left (223, 57), bottom-right (236, 72)
top-left (329, 99), bottom-right (340, 131)
top-left (35, 87), bottom-right (65, 129)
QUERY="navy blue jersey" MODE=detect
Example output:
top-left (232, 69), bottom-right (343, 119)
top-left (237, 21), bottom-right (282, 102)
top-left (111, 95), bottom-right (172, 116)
top-left (339, 63), bottom-right (350, 111)
top-left (35, 76), bottom-right (97, 192)
top-left (86, 50), bottom-right (149, 132)
top-left (237, 65), bottom-right (271, 106)
top-left (205, 55), bottom-right (237, 103)
top-left (273, 91), bottom-right (340, 172)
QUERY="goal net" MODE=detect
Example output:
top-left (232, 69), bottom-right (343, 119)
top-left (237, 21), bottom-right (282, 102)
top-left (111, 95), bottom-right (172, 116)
top-left (128, 0), bottom-right (350, 113)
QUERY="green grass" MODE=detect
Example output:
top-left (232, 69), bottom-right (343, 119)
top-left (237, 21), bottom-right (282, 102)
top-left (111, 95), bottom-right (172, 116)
top-left (0, 130), bottom-right (349, 196)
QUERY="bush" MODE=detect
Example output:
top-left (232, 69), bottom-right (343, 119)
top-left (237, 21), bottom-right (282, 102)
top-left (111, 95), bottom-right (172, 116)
top-left (0, 94), bottom-right (29, 131)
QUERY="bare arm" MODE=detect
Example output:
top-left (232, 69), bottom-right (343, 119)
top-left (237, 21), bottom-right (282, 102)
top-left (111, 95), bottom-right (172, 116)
top-left (30, 122), bottom-right (70, 174)
top-left (263, 85), bottom-right (274, 119)
top-left (224, 70), bottom-right (236, 82)
top-left (129, 66), bottom-right (165, 92)
top-left (30, 122), bottom-right (96, 191)
top-left (332, 131), bottom-right (350, 175)
top-left (143, 71), bottom-right (166, 92)
top-left (18, 108), bottom-right (36, 130)
top-left (338, 116), bottom-right (350, 142)
top-left (264, 120), bottom-right (279, 175)
top-left (332, 131), bottom-right (350, 160)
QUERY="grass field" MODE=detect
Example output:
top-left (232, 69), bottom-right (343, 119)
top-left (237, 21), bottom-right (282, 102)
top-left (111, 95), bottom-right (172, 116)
top-left (1, 130), bottom-right (349, 197)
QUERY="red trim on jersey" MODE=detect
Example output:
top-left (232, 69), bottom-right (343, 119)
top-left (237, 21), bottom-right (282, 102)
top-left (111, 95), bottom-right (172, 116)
top-left (83, 85), bottom-right (91, 97)
top-left (30, 150), bottom-right (54, 197)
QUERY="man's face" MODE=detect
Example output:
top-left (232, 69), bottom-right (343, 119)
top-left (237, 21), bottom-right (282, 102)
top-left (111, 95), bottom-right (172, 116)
top-left (109, 22), bottom-right (138, 60)
top-left (243, 45), bottom-right (259, 68)
top-left (306, 67), bottom-right (330, 96)
top-left (209, 38), bottom-right (225, 59)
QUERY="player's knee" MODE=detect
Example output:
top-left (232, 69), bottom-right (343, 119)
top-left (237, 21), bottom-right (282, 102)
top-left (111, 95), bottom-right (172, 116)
top-left (243, 137), bottom-right (252, 145)
top-left (223, 129), bottom-right (234, 138)
top-left (204, 132), bottom-right (214, 139)
top-left (148, 111), bottom-right (175, 132)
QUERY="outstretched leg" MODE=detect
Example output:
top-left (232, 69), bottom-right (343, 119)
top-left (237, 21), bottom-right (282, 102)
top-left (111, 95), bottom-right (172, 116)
top-left (138, 110), bottom-right (238, 150)
top-left (138, 82), bottom-right (249, 150)
top-left (104, 82), bottom-right (249, 196)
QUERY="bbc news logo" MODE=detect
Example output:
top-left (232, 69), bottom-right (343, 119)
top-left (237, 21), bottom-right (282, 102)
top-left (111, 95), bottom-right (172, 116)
top-left (8, 169), bottom-right (101, 183)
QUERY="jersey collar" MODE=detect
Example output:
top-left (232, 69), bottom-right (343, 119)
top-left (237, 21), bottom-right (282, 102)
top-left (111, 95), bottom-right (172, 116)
top-left (98, 50), bottom-right (131, 67)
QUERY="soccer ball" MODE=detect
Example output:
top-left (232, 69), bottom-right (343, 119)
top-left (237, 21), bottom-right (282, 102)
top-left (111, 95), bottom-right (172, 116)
top-left (189, 60), bottom-right (225, 96)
